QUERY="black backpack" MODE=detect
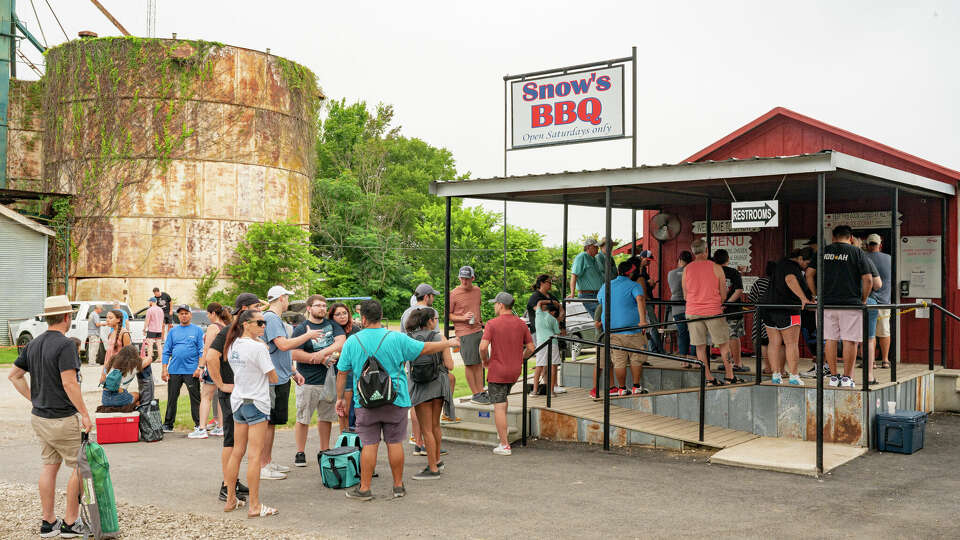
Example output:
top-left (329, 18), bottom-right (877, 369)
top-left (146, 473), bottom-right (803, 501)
top-left (354, 333), bottom-right (396, 409)
top-left (409, 330), bottom-right (442, 384)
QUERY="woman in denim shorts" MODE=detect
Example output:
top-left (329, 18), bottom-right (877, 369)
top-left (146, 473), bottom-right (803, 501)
top-left (222, 310), bottom-right (280, 518)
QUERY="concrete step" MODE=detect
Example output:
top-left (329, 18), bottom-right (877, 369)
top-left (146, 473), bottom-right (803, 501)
top-left (452, 398), bottom-right (525, 427)
top-left (441, 421), bottom-right (519, 447)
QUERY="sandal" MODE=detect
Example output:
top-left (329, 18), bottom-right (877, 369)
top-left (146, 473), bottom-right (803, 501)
top-left (248, 504), bottom-right (278, 519)
top-left (707, 378), bottom-right (725, 386)
top-left (880, 361), bottom-right (891, 369)
top-left (724, 376), bottom-right (745, 384)
top-left (224, 498), bottom-right (246, 513)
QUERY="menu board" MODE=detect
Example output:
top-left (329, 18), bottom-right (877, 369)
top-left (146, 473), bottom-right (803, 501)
top-left (898, 236), bottom-right (941, 298)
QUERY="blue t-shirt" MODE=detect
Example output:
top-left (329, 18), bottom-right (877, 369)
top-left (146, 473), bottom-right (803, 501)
top-left (292, 319), bottom-right (344, 385)
top-left (336, 327), bottom-right (424, 409)
top-left (263, 311), bottom-right (292, 385)
top-left (162, 324), bottom-right (205, 374)
top-left (597, 276), bottom-right (645, 335)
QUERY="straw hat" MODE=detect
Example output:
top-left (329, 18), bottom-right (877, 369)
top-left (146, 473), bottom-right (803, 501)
top-left (39, 295), bottom-right (73, 317)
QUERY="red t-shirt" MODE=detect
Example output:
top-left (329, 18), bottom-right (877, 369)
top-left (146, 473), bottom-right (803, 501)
top-left (481, 314), bottom-right (532, 384)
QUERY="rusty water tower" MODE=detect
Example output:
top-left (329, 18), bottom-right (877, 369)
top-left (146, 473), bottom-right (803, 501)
top-left (9, 38), bottom-right (320, 307)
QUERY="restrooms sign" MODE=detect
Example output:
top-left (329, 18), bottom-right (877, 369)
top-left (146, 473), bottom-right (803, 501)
top-left (511, 65), bottom-right (624, 149)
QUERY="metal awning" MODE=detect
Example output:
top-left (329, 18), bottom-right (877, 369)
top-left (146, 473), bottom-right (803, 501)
top-left (430, 151), bottom-right (955, 208)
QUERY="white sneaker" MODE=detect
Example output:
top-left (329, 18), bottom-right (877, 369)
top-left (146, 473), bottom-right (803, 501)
top-left (554, 386), bottom-right (567, 394)
top-left (268, 462), bottom-right (291, 473)
top-left (209, 426), bottom-right (224, 437)
top-left (840, 376), bottom-right (855, 388)
top-left (828, 376), bottom-right (840, 387)
top-left (187, 427), bottom-right (208, 439)
top-left (260, 466), bottom-right (287, 480)
top-left (788, 375), bottom-right (804, 386)
top-left (770, 373), bottom-right (782, 385)
top-left (493, 444), bottom-right (512, 456)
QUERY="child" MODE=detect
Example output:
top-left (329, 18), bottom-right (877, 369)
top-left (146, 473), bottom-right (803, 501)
top-left (531, 300), bottom-right (565, 396)
top-left (101, 345), bottom-right (142, 407)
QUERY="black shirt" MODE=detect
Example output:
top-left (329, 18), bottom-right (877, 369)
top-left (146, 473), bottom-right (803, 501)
top-left (155, 292), bottom-right (172, 317)
top-left (209, 324), bottom-right (234, 385)
top-left (526, 291), bottom-right (558, 331)
top-left (721, 266), bottom-right (744, 315)
top-left (770, 259), bottom-right (810, 306)
top-left (14, 331), bottom-right (81, 419)
top-left (292, 319), bottom-right (345, 385)
top-left (821, 242), bottom-right (873, 305)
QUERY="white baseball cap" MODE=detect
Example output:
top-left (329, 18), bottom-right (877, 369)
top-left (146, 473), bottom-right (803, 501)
top-left (267, 285), bottom-right (295, 303)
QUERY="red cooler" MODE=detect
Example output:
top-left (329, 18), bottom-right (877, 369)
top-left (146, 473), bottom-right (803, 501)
top-left (95, 412), bottom-right (140, 444)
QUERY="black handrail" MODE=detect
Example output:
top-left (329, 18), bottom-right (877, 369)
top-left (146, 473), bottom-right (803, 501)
top-left (521, 338), bottom-right (557, 447)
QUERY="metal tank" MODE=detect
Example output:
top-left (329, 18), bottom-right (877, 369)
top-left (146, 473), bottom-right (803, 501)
top-left (6, 79), bottom-right (44, 192)
top-left (39, 38), bottom-right (317, 308)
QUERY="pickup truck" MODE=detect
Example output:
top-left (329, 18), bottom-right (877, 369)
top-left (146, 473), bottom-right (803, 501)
top-left (15, 301), bottom-right (145, 362)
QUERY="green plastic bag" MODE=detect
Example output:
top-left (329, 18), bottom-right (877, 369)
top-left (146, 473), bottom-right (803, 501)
top-left (78, 433), bottom-right (119, 538)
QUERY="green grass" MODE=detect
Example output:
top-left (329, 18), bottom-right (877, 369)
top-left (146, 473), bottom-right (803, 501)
top-left (0, 348), bottom-right (18, 365)
top-left (162, 359), bottom-right (540, 430)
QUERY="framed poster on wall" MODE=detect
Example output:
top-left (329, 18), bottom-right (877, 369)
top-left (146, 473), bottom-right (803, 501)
top-left (898, 236), bottom-right (942, 298)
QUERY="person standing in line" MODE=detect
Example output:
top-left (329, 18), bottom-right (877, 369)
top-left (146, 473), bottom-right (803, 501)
top-left (153, 287), bottom-right (173, 335)
top-left (597, 260), bottom-right (649, 397)
top-left (683, 239), bottom-right (736, 385)
top-left (405, 309), bottom-right (456, 480)
top-left (161, 305), bottom-right (206, 437)
top-left (329, 303), bottom-right (361, 432)
top-left (335, 300), bottom-right (460, 500)
top-left (86, 304), bottom-right (105, 364)
top-left (207, 293), bottom-right (262, 504)
top-left (450, 267), bottom-right (487, 405)
top-left (8, 295), bottom-right (92, 538)
top-left (526, 274), bottom-right (564, 334)
top-left (479, 292), bottom-right (534, 456)
top-left (570, 238), bottom-right (604, 320)
top-left (198, 303), bottom-right (232, 437)
top-left (712, 249), bottom-right (748, 373)
top-left (864, 234), bottom-right (893, 376)
top-left (748, 261), bottom-right (778, 375)
top-left (143, 297), bottom-right (165, 368)
top-left (667, 251), bottom-right (696, 368)
top-left (596, 237), bottom-right (618, 278)
top-left (399, 283), bottom-right (441, 455)
top-left (222, 309), bottom-right (279, 518)
top-left (821, 225), bottom-right (874, 388)
top-left (531, 301), bottom-right (564, 396)
top-left (637, 250), bottom-right (662, 355)
top-left (260, 286), bottom-right (318, 479)
top-left (762, 250), bottom-right (814, 385)
top-left (290, 295), bottom-right (345, 467)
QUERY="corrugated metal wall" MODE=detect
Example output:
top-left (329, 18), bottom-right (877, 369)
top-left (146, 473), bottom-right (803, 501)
top-left (0, 218), bottom-right (47, 345)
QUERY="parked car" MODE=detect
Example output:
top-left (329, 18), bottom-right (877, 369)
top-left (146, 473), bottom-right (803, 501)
top-left (132, 305), bottom-right (210, 331)
top-left (15, 301), bottom-right (145, 363)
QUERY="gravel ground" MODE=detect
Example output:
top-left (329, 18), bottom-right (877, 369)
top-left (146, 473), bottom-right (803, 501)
top-left (0, 481), bottom-right (315, 540)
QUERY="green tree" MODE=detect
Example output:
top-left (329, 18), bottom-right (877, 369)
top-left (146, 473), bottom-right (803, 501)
top-left (226, 221), bottom-right (320, 300)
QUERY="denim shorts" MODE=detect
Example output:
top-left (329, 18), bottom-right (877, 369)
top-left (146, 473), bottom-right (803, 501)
top-left (233, 402), bottom-right (268, 425)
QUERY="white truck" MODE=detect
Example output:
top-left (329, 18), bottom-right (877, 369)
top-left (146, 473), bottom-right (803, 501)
top-left (15, 301), bottom-right (146, 363)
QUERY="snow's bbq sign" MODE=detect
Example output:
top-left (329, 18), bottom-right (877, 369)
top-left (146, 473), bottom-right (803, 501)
top-left (511, 66), bottom-right (624, 149)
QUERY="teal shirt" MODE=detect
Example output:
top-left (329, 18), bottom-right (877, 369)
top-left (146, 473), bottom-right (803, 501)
top-left (595, 251), bottom-right (617, 280)
top-left (534, 309), bottom-right (560, 346)
top-left (571, 251), bottom-right (604, 291)
top-left (336, 327), bottom-right (424, 409)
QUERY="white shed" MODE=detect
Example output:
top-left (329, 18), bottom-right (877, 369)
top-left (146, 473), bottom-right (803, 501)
top-left (0, 205), bottom-right (55, 346)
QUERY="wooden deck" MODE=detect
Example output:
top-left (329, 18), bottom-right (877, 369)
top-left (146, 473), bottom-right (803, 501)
top-left (508, 387), bottom-right (758, 449)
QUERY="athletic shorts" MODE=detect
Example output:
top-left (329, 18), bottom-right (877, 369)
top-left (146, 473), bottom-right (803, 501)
top-left (487, 382), bottom-right (512, 404)
top-left (31, 414), bottom-right (81, 468)
top-left (218, 391), bottom-right (234, 448)
top-left (763, 309), bottom-right (801, 331)
top-left (726, 316), bottom-right (745, 339)
top-left (876, 309), bottom-right (891, 338)
top-left (610, 333), bottom-right (647, 369)
top-left (535, 340), bottom-right (561, 367)
top-left (355, 404), bottom-right (408, 446)
top-left (295, 382), bottom-right (337, 425)
top-left (233, 402), bottom-right (268, 425)
top-left (268, 380), bottom-right (291, 426)
top-left (823, 309), bottom-right (863, 343)
top-left (687, 315), bottom-right (729, 347)
top-left (145, 331), bottom-right (162, 339)
top-left (459, 331), bottom-right (483, 366)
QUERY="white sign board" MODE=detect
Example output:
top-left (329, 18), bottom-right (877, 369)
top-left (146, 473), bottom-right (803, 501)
top-left (692, 220), bottom-right (760, 234)
top-left (731, 200), bottom-right (778, 228)
top-left (699, 235), bottom-right (753, 273)
top-left (511, 65), bottom-right (624, 149)
top-left (823, 211), bottom-right (899, 231)
top-left (898, 236), bottom-right (942, 299)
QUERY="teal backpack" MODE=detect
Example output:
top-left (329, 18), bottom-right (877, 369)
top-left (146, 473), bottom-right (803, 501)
top-left (103, 369), bottom-right (123, 392)
top-left (318, 446), bottom-right (361, 489)
top-left (335, 431), bottom-right (361, 449)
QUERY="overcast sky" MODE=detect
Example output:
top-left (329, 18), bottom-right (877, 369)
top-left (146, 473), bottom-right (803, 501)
top-left (17, 1), bottom-right (960, 247)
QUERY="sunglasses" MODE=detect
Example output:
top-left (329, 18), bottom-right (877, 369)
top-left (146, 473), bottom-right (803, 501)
top-left (249, 319), bottom-right (266, 327)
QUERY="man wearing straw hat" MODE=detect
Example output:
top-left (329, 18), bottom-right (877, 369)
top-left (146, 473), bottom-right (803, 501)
top-left (8, 295), bottom-right (93, 538)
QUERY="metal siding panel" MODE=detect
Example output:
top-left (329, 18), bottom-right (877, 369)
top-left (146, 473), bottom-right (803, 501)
top-left (728, 385), bottom-right (753, 432)
top-left (0, 221), bottom-right (47, 345)
top-left (752, 385), bottom-right (778, 436)
top-left (653, 393), bottom-right (679, 418)
top-left (705, 388), bottom-right (729, 428)
top-left (778, 387), bottom-right (805, 440)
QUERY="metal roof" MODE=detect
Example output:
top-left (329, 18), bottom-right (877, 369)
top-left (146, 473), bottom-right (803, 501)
top-left (430, 151), bottom-right (955, 209)
top-left (0, 204), bottom-right (55, 237)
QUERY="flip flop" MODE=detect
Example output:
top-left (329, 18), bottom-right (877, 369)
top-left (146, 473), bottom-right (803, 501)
top-left (724, 376), bottom-right (745, 384)
top-left (223, 498), bottom-right (246, 513)
top-left (707, 378), bottom-right (725, 386)
top-left (248, 504), bottom-right (278, 519)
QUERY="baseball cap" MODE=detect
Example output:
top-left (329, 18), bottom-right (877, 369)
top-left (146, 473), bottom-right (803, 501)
top-left (267, 285), bottom-right (295, 303)
top-left (458, 266), bottom-right (476, 279)
top-left (148, 297), bottom-right (157, 303)
top-left (233, 293), bottom-right (263, 314)
top-left (488, 291), bottom-right (515, 306)
top-left (175, 304), bottom-right (191, 313)
top-left (415, 283), bottom-right (441, 297)
top-left (866, 233), bottom-right (882, 245)
top-left (803, 236), bottom-right (817, 246)
top-left (583, 238), bottom-right (598, 247)
top-left (638, 249), bottom-right (654, 259)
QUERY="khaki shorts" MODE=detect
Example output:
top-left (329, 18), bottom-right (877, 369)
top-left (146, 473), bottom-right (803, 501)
top-left (610, 333), bottom-right (647, 369)
top-left (31, 414), bottom-right (81, 468)
top-left (688, 315), bottom-right (729, 347)
top-left (876, 309), bottom-right (891, 338)
top-left (295, 378), bottom-right (337, 425)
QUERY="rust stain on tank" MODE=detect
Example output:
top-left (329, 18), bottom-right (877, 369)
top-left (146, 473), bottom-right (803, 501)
top-left (84, 223), bottom-right (115, 275)
top-left (834, 391), bottom-right (863, 445)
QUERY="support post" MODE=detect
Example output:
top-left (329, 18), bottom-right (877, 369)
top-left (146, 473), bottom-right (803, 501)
top-left (603, 186), bottom-right (613, 451)
top-left (705, 198), bottom-right (713, 258)
top-left (941, 196), bottom-right (948, 368)
top-left (0, 0), bottom-right (11, 189)
top-left (444, 198), bottom-right (451, 339)
top-left (503, 201), bottom-right (508, 291)
top-left (929, 305), bottom-right (935, 371)
top-left (631, 209), bottom-right (637, 256)
top-left (546, 337), bottom-right (552, 408)
top-left (891, 188), bottom-right (899, 382)
top-left (631, 45), bottom-right (637, 168)
top-left (562, 202), bottom-right (569, 302)
top-left (862, 304), bottom-right (870, 392)
top-left (754, 334), bottom-right (762, 385)
top-left (816, 172), bottom-right (826, 476)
